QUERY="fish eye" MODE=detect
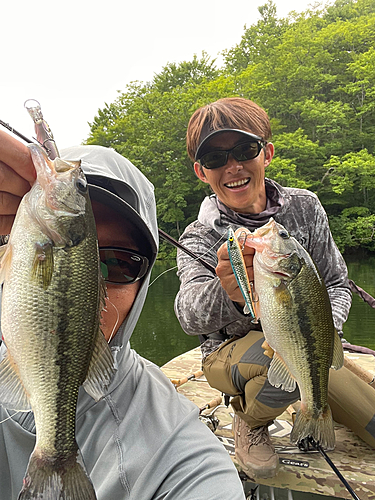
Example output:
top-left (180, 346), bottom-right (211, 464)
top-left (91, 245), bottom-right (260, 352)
top-left (76, 178), bottom-right (88, 194)
top-left (279, 230), bottom-right (289, 239)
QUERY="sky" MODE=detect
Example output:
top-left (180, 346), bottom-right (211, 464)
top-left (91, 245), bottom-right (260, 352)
top-left (2, 0), bottom-right (319, 150)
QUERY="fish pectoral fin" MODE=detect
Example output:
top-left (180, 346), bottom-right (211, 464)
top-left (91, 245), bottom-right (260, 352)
top-left (261, 340), bottom-right (274, 359)
top-left (267, 353), bottom-right (297, 392)
top-left (82, 329), bottom-right (116, 402)
top-left (0, 243), bottom-right (12, 284)
top-left (331, 329), bottom-right (344, 370)
top-left (32, 242), bottom-right (54, 290)
top-left (0, 353), bottom-right (31, 410)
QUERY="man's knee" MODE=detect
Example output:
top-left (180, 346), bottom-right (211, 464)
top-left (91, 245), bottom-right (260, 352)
top-left (203, 332), bottom-right (271, 395)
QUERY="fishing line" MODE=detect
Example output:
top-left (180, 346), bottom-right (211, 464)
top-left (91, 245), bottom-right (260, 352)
top-left (148, 265), bottom-right (178, 287)
top-left (148, 232), bottom-right (227, 288)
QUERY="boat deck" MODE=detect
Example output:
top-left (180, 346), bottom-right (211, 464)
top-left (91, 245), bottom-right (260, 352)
top-left (161, 348), bottom-right (375, 500)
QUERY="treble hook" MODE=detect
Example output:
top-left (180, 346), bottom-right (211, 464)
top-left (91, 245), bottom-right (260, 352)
top-left (237, 230), bottom-right (249, 251)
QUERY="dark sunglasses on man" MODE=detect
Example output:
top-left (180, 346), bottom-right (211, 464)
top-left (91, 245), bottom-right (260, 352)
top-left (199, 140), bottom-right (267, 170)
top-left (99, 247), bottom-right (149, 285)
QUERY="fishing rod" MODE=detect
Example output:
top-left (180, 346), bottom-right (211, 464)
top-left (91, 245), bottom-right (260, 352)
top-left (0, 119), bottom-right (34, 144)
top-left (158, 228), bottom-right (216, 274)
top-left (304, 437), bottom-right (361, 500)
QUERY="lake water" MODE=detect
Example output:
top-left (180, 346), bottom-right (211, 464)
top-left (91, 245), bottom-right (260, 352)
top-left (131, 253), bottom-right (375, 367)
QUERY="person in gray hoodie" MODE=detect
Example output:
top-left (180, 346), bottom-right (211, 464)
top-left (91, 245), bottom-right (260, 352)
top-left (174, 97), bottom-right (375, 480)
top-left (0, 132), bottom-right (246, 500)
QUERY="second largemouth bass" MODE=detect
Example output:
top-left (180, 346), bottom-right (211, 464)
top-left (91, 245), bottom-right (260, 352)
top-left (245, 218), bottom-right (344, 450)
top-left (0, 144), bottom-right (115, 499)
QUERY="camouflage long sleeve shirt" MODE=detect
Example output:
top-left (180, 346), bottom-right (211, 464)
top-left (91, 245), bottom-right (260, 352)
top-left (174, 179), bottom-right (352, 360)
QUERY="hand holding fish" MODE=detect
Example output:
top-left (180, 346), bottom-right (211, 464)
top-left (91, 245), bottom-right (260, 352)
top-left (0, 132), bottom-right (36, 235)
top-left (216, 230), bottom-right (254, 307)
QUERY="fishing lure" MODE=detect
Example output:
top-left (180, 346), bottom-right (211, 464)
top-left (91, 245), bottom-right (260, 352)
top-left (25, 99), bottom-right (59, 160)
top-left (227, 226), bottom-right (258, 323)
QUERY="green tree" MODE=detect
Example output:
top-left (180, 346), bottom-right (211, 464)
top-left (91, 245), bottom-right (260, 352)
top-left (85, 0), bottom-right (375, 256)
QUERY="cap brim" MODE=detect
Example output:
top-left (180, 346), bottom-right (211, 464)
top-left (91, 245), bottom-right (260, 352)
top-left (195, 129), bottom-right (263, 161)
top-left (88, 184), bottom-right (157, 260)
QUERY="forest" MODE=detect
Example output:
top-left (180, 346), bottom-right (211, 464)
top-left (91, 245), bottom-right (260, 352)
top-left (86, 0), bottom-right (375, 258)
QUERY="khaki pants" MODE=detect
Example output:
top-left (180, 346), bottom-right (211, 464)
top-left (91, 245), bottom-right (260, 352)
top-left (203, 331), bottom-right (375, 448)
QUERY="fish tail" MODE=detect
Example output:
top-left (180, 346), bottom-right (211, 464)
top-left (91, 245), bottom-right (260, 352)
top-left (290, 404), bottom-right (335, 451)
top-left (18, 450), bottom-right (97, 500)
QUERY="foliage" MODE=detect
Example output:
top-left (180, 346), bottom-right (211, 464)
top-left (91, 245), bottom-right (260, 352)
top-left (86, 0), bottom-right (375, 257)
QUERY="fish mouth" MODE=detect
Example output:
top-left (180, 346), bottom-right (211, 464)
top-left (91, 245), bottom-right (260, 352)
top-left (273, 271), bottom-right (290, 278)
top-left (224, 178), bottom-right (250, 189)
top-left (267, 252), bottom-right (292, 260)
top-left (259, 253), bottom-right (293, 278)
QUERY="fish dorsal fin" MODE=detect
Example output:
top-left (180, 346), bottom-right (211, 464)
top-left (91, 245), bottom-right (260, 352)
top-left (82, 329), bottom-right (116, 402)
top-left (331, 329), bottom-right (344, 370)
top-left (0, 353), bottom-right (31, 411)
top-left (267, 352), bottom-right (297, 392)
top-left (0, 243), bottom-right (12, 284)
top-left (32, 242), bottom-right (54, 290)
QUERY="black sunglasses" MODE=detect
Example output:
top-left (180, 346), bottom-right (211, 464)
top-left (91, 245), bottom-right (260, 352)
top-left (199, 140), bottom-right (266, 170)
top-left (99, 247), bottom-right (149, 285)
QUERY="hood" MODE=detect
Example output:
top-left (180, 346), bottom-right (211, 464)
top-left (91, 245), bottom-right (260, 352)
top-left (60, 145), bottom-right (159, 350)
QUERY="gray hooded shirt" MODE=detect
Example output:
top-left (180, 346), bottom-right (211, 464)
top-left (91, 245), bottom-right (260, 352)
top-left (0, 146), bottom-right (245, 500)
top-left (175, 179), bottom-right (352, 359)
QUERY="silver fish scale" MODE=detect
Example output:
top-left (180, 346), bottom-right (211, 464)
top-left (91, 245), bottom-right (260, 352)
top-left (2, 200), bottom-right (101, 456)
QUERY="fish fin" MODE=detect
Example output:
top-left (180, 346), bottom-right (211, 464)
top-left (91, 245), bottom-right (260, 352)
top-left (83, 329), bottom-right (116, 402)
top-left (290, 404), bottom-right (335, 450)
top-left (32, 242), bottom-right (54, 290)
top-left (331, 329), bottom-right (344, 370)
top-left (0, 353), bottom-right (31, 410)
top-left (268, 353), bottom-right (297, 392)
top-left (18, 448), bottom-right (96, 500)
top-left (0, 243), bottom-right (12, 284)
top-left (99, 273), bottom-right (107, 311)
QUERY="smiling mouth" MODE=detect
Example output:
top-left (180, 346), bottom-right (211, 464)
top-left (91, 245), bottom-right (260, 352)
top-left (225, 178), bottom-right (250, 189)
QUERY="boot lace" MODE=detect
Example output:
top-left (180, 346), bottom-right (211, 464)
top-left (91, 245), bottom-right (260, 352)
top-left (246, 425), bottom-right (271, 447)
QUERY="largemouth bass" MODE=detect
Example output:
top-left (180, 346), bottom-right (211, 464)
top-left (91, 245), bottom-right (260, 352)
top-left (0, 144), bottom-right (115, 499)
top-left (245, 218), bottom-right (344, 450)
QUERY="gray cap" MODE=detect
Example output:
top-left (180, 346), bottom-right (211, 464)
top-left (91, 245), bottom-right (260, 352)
top-left (195, 127), bottom-right (263, 161)
top-left (61, 145), bottom-right (158, 264)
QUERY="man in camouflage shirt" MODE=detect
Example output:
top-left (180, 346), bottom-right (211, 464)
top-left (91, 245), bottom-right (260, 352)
top-left (175, 97), bottom-right (374, 479)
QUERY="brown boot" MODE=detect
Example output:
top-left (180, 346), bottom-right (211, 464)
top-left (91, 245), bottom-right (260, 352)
top-left (233, 415), bottom-right (278, 479)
